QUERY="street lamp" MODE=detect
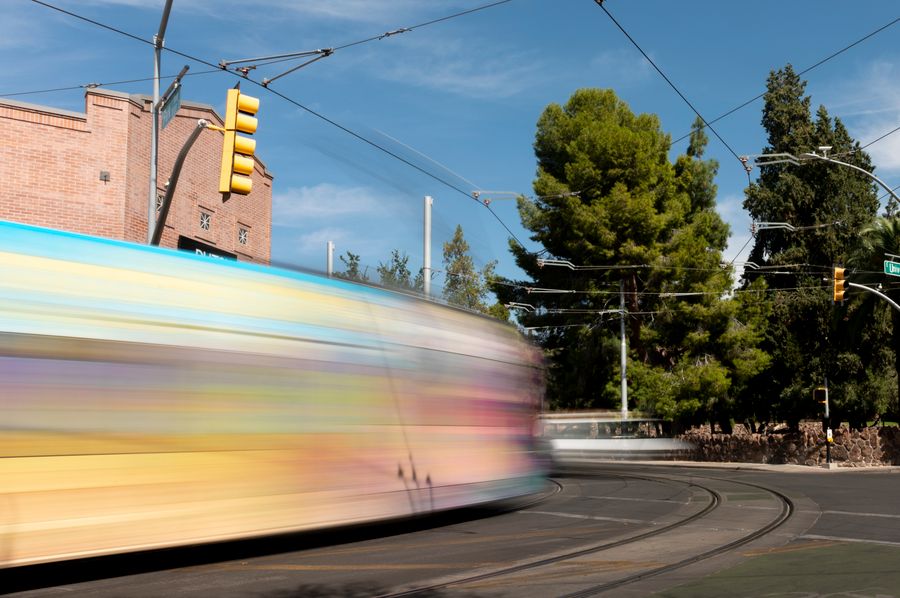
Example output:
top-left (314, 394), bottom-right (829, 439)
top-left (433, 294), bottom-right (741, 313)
top-left (747, 150), bottom-right (900, 206)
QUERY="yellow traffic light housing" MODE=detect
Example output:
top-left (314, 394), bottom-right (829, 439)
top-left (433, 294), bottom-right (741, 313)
top-left (833, 266), bottom-right (846, 303)
top-left (219, 88), bottom-right (259, 196)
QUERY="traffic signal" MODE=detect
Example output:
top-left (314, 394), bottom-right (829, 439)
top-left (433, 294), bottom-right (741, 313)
top-left (833, 266), bottom-right (846, 303)
top-left (219, 88), bottom-right (259, 196)
top-left (813, 387), bottom-right (827, 404)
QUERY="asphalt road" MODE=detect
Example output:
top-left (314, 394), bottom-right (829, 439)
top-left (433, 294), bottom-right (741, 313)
top-left (5, 462), bottom-right (900, 597)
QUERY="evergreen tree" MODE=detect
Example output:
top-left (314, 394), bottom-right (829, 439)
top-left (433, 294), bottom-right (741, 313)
top-left (496, 89), bottom-right (759, 422)
top-left (846, 217), bottom-right (900, 423)
top-left (742, 65), bottom-right (883, 428)
top-left (442, 225), bottom-right (499, 315)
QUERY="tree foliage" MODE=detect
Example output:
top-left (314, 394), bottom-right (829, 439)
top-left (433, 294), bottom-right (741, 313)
top-left (442, 225), bottom-right (502, 316)
top-left (742, 64), bottom-right (886, 428)
top-left (496, 88), bottom-right (763, 425)
top-left (377, 249), bottom-right (414, 291)
top-left (336, 251), bottom-right (368, 282)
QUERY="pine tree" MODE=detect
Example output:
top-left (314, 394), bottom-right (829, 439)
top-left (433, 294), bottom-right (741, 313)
top-left (496, 89), bottom-right (758, 422)
top-left (442, 225), bottom-right (497, 314)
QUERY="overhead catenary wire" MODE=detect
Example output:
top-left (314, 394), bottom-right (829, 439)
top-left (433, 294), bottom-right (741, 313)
top-left (0, 69), bottom-right (223, 99)
top-left (220, 0), bottom-right (515, 82)
top-left (28, 0), bottom-right (531, 252)
top-left (592, 0), bottom-right (746, 175)
top-left (669, 14), bottom-right (900, 149)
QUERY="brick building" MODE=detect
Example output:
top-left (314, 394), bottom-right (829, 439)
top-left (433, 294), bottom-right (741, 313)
top-left (0, 89), bottom-right (272, 263)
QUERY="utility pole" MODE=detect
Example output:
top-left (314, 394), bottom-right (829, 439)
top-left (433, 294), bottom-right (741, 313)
top-left (148, 0), bottom-right (174, 244)
top-left (620, 279), bottom-right (628, 418)
top-left (423, 196), bottom-right (433, 297)
top-left (326, 241), bottom-right (335, 277)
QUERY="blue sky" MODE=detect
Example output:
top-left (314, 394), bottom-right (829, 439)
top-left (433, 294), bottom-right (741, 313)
top-left (5, 1), bottom-right (900, 292)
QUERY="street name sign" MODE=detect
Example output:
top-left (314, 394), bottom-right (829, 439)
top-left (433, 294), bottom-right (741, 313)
top-left (884, 260), bottom-right (900, 277)
top-left (160, 84), bottom-right (182, 130)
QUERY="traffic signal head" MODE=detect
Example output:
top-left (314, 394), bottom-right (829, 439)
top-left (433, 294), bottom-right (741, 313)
top-left (813, 387), bottom-right (827, 404)
top-left (219, 88), bottom-right (259, 196)
top-left (833, 266), bottom-right (846, 303)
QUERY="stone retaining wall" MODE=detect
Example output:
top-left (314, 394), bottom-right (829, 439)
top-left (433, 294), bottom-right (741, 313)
top-left (679, 423), bottom-right (900, 467)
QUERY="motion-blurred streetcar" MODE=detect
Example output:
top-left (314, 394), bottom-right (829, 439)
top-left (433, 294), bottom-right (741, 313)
top-left (0, 220), bottom-right (546, 567)
top-left (539, 412), bottom-right (694, 462)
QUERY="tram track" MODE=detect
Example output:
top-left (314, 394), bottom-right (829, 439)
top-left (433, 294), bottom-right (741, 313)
top-left (380, 469), bottom-right (794, 597)
top-left (560, 471), bottom-right (795, 597)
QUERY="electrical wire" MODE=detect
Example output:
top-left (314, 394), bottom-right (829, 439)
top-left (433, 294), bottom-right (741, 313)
top-left (592, 0), bottom-right (744, 169)
top-left (333, 0), bottom-right (513, 52)
top-left (0, 69), bottom-right (222, 99)
top-left (669, 15), bottom-right (900, 149)
top-left (28, 0), bottom-right (531, 251)
top-left (220, 1), bottom-right (515, 81)
top-left (830, 123), bottom-right (900, 160)
top-left (726, 234), bottom-right (755, 267)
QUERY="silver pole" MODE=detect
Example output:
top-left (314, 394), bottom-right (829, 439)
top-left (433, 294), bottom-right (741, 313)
top-left (148, 0), bottom-right (174, 244)
top-left (326, 241), bottom-right (334, 277)
top-left (847, 281), bottom-right (900, 313)
top-left (150, 119), bottom-right (208, 246)
top-left (805, 152), bottom-right (900, 205)
top-left (620, 279), bottom-right (628, 418)
top-left (423, 196), bottom-right (433, 296)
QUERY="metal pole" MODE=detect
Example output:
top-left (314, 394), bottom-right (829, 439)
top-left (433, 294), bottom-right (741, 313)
top-left (805, 153), bottom-right (900, 206)
top-left (327, 241), bottom-right (334, 277)
top-left (148, 0), bottom-right (175, 244)
top-left (151, 119), bottom-right (207, 246)
top-left (847, 282), bottom-right (900, 312)
top-left (423, 196), bottom-right (433, 297)
top-left (825, 377), bottom-right (831, 465)
top-left (620, 279), bottom-right (628, 418)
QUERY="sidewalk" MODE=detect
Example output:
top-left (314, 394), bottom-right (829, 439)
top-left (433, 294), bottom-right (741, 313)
top-left (554, 456), bottom-right (900, 473)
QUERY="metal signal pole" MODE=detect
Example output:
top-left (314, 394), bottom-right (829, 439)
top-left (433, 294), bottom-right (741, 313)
top-left (148, 0), bottom-right (174, 244)
top-left (620, 279), bottom-right (628, 418)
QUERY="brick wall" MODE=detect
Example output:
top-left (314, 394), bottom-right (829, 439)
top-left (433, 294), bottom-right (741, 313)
top-left (0, 90), bottom-right (272, 264)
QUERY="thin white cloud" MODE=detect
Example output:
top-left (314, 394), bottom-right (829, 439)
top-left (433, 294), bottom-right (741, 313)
top-left (589, 49), bottom-right (653, 87)
top-left (825, 60), bottom-right (900, 175)
top-left (717, 193), bottom-right (752, 261)
top-left (291, 227), bottom-right (352, 256)
top-left (273, 183), bottom-right (384, 224)
top-left (64, 0), bottom-right (462, 24)
top-left (0, 12), bottom-right (46, 50)
top-left (375, 37), bottom-right (544, 99)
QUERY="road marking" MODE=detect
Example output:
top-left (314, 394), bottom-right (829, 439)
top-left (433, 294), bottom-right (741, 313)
top-left (586, 495), bottom-right (689, 505)
top-left (519, 510), bottom-right (645, 524)
top-left (800, 534), bottom-right (900, 548)
top-left (821, 510), bottom-right (900, 520)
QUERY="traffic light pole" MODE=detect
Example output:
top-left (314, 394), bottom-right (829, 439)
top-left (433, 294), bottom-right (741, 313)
top-left (824, 377), bottom-right (831, 466)
top-left (150, 120), bottom-right (209, 247)
top-left (620, 279), bottom-right (628, 419)
top-left (846, 282), bottom-right (900, 313)
top-left (148, 0), bottom-right (174, 244)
